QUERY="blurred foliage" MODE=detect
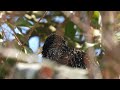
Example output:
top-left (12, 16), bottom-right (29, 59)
top-left (0, 11), bottom-right (104, 78)
top-left (0, 58), bottom-right (16, 78)
top-left (0, 11), bottom-right (120, 79)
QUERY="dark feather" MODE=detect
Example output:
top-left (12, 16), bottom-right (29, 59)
top-left (42, 34), bottom-right (87, 69)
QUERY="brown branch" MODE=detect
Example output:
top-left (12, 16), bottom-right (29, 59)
top-left (62, 11), bottom-right (90, 33)
top-left (62, 11), bottom-right (102, 79)
top-left (37, 11), bottom-right (48, 23)
top-left (11, 28), bottom-right (23, 46)
top-left (101, 11), bottom-right (120, 78)
top-left (23, 11), bottom-right (48, 45)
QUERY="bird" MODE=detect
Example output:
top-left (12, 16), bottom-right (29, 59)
top-left (42, 33), bottom-right (87, 69)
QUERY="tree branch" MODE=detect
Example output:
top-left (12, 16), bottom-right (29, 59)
top-left (62, 11), bottom-right (102, 79)
top-left (23, 11), bottom-right (48, 45)
top-left (1, 25), bottom-right (23, 46)
top-left (101, 11), bottom-right (120, 78)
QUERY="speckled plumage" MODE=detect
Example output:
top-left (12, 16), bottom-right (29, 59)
top-left (42, 34), bottom-right (87, 69)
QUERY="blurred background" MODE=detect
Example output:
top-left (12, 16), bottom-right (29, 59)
top-left (0, 11), bottom-right (120, 79)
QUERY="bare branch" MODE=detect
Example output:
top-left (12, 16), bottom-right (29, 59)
top-left (23, 11), bottom-right (48, 45)
top-left (101, 11), bottom-right (120, 78)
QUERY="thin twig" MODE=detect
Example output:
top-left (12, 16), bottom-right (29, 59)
top-left (23, 11), bottom-right (48, 45)
top-left (37, 11), bottom-right (48, 24)
top-left (11, 28), bottom-right (23, 46)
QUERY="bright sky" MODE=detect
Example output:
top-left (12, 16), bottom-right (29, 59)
top-left (29, 36), bottom-right (39, 53)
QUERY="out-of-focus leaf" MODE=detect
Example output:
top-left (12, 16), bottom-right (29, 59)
top-left (115, 31), bottom-right (120, 41)
top-left (85, 42), bottom-right (97, 48)
top-left (65, 21), bottom-right (76, 40)
top-left (23, 46), bottom-right (33, 54)
top-left (15, 17), bottom-right (33, 27)
top-left (0, 65), bottom-right (8, 79)
top-left (94, 43), bottom-right (101, 48)
top-left (93, 11), bottom-right (100, 18)
top-left (0, 32), bottom-right (3, 39)
top-left (77, 27), bottom-right (83, 33)
top-left (16, 33), bottom-right (25, 43)
top-left (5, 58), bottom-right (16, 67)
top-left (0, 58), bottom-right (16, 79)
top-left (0, 39), bottom-right (3, 43)
top-left (91, 11), bottom-right (101, 29)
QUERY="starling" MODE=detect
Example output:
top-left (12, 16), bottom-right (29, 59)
top-left (42, 34), bottom-right (87, 69)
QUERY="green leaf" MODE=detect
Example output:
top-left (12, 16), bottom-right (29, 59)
top-left (0, 32), bottom-right (3, 39)
top-left (0, 58), bottom-right (16, 79)
top-left (65, 21), bottom-right (76, 40)
top-left (15, 17), bottom-right (33, 27)
top-left (91, 11), bottom-right (101, 29)
top-left (93, 11), bottom-right (100, 18)
top-left (0, 65), bottom-right (8, 79)
top-left (15, 33), bottom-right (26, 45)
top-left (23, 46), bottom-right (33, 54)
top-left (5, 58), bottom-right (16, 67)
